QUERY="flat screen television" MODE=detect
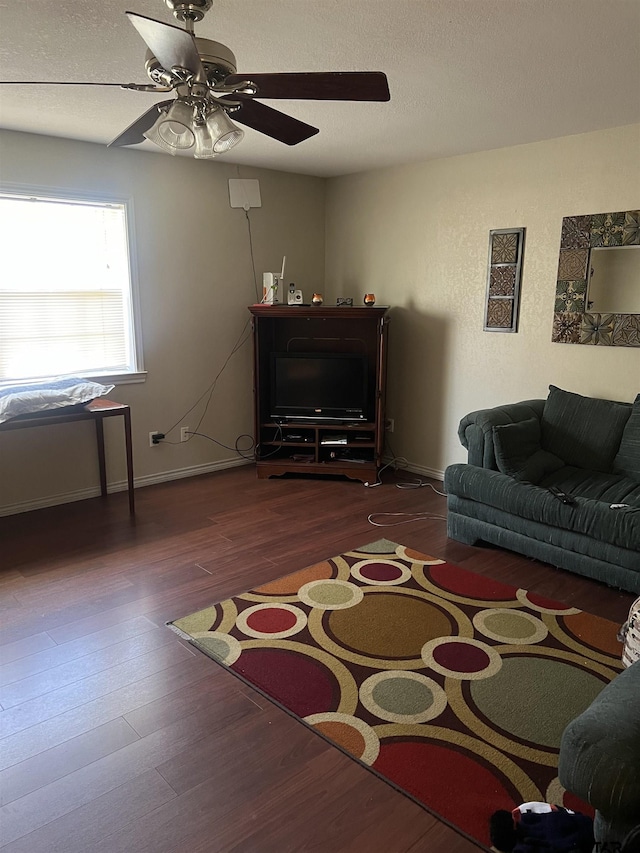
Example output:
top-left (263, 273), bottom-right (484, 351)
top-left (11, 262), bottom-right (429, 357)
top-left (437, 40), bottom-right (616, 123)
top-left (270, 352), bottom-right (369, 422)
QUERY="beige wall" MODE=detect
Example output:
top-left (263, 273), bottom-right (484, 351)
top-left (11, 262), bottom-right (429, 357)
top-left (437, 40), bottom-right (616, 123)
top-left (2, 123), bottom-right (639, 512)
top-left (325, 124), bottom-right (640, 477)
top-left (0, 130), bottom-right (325, 514)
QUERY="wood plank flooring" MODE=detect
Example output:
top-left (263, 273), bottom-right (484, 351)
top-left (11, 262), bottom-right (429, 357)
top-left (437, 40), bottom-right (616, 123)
top-left (0, 466), bottom-right (634, 852)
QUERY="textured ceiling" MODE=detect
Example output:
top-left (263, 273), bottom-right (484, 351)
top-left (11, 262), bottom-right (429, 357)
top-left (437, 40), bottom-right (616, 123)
top-left (0, 0), bottom-right (639, 177)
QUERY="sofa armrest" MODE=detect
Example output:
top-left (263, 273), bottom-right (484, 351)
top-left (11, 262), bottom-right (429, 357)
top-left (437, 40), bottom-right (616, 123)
top-left (458, 399), bottom-right (545, 469)
top-left (558, 661), bottom-right (640, 840)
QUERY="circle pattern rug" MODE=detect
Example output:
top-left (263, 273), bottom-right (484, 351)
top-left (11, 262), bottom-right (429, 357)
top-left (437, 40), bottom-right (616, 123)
top-left (169, 539), bottom-right (624, 848)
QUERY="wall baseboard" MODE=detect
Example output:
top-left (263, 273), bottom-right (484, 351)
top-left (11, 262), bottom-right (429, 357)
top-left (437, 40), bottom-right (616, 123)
top-left (402, 462), bottom-right (445, 482)
top-left (0, 457), bottom-right (444, 518)
top-left (382, 457), bottom-right (445, 483)
top-left (0, 456), bottom-right (250, 518)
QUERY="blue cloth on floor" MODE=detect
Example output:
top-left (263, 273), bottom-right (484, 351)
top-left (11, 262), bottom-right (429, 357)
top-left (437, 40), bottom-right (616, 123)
top-left (513, 810), bottom-right (594, 853)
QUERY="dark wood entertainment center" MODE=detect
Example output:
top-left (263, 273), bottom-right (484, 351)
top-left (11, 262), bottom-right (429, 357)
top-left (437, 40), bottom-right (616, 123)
top-left (249, 304), bottom-right (389, 483)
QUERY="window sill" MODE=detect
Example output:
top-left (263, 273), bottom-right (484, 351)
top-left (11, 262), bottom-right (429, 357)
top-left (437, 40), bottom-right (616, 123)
top-left (95, 371), bottom-right (148, 386)
top-left (0, 371), bottom-right (147, 389)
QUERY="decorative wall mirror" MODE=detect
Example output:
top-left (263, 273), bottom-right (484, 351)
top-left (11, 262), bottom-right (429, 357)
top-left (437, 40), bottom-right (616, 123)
top-left (552, 210), bottom-right (640, 347)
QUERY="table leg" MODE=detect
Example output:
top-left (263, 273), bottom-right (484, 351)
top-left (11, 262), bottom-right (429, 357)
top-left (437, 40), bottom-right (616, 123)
top-left (123, 407), bottom-right (135, 516)
top-left (95, 417), bottom-right (107, 498)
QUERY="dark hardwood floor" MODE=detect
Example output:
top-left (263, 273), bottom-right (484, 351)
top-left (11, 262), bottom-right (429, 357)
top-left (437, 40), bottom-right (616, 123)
top-left (0, 465), bottom-right (634, 852)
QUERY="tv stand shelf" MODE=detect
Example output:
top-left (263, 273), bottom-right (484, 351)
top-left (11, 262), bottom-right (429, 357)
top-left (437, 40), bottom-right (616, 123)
top-left (249, 305), bottom-right (389, 484)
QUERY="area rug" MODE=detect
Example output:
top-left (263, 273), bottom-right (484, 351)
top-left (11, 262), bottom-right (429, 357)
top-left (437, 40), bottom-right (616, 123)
top-left (169, 539), bottom-right (624, 848)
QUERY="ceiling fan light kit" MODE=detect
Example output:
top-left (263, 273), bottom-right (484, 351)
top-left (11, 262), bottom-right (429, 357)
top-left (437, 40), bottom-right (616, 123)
top-left (146, 98), bottom-right (196, 151)
top-left (143, 97), bottom-right (244, 157)
top-left (204, 107), bottom-right (244, 153)
top-left (2, 0), bottom-right (390, 160)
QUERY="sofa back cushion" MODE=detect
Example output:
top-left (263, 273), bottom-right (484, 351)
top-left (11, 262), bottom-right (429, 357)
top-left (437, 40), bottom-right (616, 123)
top-left (541, 385), bottom-right (632, 473)
top-left (493, 417), bottom-right (564, 483)
top-left (613, 394), bottom-right (640, 482)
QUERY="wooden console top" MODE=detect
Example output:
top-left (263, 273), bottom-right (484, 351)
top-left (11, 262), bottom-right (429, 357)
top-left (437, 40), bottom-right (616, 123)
top-left (248, 305), bottom-right (389, 319)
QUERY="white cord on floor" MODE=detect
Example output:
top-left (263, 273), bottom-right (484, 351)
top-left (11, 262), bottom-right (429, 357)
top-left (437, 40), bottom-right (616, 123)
top-left (367, 512), bottom-right (448, 527)
top-left (364, 457), bottom-right (448, 497)
top-left (364, 456), bottom-right (410, 488)
top-left (396, 479), bottom-right (448, 496)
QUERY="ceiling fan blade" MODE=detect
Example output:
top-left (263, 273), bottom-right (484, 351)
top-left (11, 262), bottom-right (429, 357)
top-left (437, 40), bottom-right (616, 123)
top-left (126, 12), bottom-right (205, 81)
top-left (107, 100), bottom-right (173, 148)
top-left (223, 71), bottom-right (390, 101)
top-left (0, 81), bottom-right (143, 87)
top-left (218, 97), bottom-right (319, 146)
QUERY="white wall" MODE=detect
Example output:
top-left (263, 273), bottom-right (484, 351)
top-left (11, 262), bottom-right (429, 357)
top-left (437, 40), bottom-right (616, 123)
top-left (0, 130), bottom-right (326, 514)
top-left (324, 124), bottom-right (640, 478)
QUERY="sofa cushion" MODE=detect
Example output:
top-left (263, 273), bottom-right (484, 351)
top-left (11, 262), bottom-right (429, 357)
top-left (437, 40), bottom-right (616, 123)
top-left (458, 399), bottom-right (546, 469)
top-left (539, 466), bottom-right (640, 506)
top-left (493, 417), bottom-right (564, 484)
top-left (444, 464), bottom-right (640, 554)
top-left (541, 385), bottom-right (632, 473)
top-left (448, 493), bottom-right (640, 577)
top-left (613, 394), bottom-right (640, 482)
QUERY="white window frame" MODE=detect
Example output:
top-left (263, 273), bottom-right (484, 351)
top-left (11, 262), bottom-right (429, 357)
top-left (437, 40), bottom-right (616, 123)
top-left (0, 183), bottom-right (146, 387)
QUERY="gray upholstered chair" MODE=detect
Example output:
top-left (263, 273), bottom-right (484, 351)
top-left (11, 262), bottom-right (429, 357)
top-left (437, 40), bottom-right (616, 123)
top-left (558, 661), bottom-right (640, 846)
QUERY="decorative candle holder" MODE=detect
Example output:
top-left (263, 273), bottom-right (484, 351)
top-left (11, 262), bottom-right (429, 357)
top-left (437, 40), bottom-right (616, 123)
top-left (364, 293), bottom-right (376, 305)
top-left (312, 293), bottom-right (324, 305)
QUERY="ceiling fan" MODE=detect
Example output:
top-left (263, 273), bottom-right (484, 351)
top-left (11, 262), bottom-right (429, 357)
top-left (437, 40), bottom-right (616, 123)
top-left (2, 0), bottom-right (391, 159)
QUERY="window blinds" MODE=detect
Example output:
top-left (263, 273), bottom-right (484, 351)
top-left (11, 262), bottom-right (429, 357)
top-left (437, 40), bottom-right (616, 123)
top-left (0, 194), bottom-right (135, 382)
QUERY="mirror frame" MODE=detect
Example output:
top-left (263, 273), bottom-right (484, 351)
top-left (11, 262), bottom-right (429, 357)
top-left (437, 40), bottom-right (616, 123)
top-left (552, 209), bottom-right (640, 347)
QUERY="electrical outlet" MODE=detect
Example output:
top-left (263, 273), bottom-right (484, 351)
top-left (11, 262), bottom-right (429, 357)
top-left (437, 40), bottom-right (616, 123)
top-left (385, 418), bottom-right (395, 432)
top-left (149, 430), bottom-right (161, 447)
top-left (180, 426), bottom-right (190, 443)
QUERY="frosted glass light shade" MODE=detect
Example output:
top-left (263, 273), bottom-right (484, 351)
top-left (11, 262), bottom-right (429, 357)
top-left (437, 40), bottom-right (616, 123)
top-left (193, 124), bottom-right (217, 159)
top-left (205, 107), bottom-right (244, 153)
top-left (144, 100), bottom-right (195, 152)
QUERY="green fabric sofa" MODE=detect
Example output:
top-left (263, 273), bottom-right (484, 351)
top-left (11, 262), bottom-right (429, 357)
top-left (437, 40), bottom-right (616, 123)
top-left (444, 386), bottom-right (640, 593)
top-left (558, 660), bottom-right (640, 847)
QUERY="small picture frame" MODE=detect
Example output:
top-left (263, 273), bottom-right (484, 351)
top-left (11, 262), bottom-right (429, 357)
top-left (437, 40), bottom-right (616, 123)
top-left (484, 228), bottom-right (525, 332)
top-left (336, 297), bottom-right (353, 307)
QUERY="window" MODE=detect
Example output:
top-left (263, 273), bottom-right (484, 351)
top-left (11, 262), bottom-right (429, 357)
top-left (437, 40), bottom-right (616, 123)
top-left (0, 191), bottom-right (143, 384)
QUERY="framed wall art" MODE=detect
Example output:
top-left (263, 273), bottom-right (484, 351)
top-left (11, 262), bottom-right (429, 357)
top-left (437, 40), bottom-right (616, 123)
top-left (484, 227), bottom-right (525, 333)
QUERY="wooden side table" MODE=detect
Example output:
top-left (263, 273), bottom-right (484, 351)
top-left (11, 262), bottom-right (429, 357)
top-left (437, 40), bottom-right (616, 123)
top-left (0, 399), bottom-right (135, 515)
